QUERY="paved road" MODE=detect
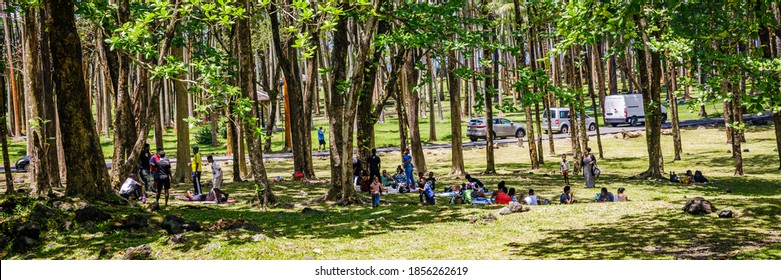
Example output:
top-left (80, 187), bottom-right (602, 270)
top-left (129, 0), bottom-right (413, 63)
top-left (1, 114), bottom-right (772, 173)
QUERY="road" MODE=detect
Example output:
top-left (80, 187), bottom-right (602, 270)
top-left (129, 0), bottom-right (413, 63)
top-left (1, 114), bottom-right (772, 173)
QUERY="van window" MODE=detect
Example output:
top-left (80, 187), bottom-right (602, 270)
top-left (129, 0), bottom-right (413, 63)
top-left (544, 110), bottom-right (555, 119)
top-left (560, 111), bottom-right (569, 119)
top-left (501, 119), bottom-right (512, 124)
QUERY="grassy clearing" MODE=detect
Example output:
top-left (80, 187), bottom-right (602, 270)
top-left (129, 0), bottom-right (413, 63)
top-left (1, 124), bottom-right (779, 260)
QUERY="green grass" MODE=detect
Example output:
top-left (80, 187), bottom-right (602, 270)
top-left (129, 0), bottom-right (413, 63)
top-left (1, 124), bottom-right (779, 259)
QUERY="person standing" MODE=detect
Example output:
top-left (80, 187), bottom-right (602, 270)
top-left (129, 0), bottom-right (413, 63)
top-left (149, 148), bottom-right (163, 195)
top-left (138, 143), bottom-right (154, 193)
top-left (370, 176), bottom-right (385, 208)
top-left (402, 149), bottom-right (415, 188)
top-left (582, 147), bottom-right (596, 188)
top-left (560, 154), bottom-right (571, 186)
top-left (317, 127), bottom-right (326, 151)
top-left (368, 148), bottom-right (381, 182)
top-left (352, 157), bottom-right (363, 186)
top-left (191, 146), bottom-right (203, 195)
top-left (207, 155), bottom-right (223, 189)
top-left (154, 151), bottom-right (172, 207)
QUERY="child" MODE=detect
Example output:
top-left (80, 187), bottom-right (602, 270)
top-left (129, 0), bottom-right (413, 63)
top-left (560, 154), bottom-right (571, 185)
top-left (370, 176), bottom-right (386, 208)
top-left (508, 188), bottom-right (518, 202)
top-left (616, 187), bottom-right (629, 202)
top-left (560, 185), bottom-right (574, 204)
top-left (524, 189), bottom-right (539, 205)
top-left (681, 170), bottom-right (694, 184)
top-left (421, 178), bottom-right (436, 205)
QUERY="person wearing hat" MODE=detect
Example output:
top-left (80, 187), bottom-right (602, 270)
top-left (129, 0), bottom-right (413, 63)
top-left (191, 145), bottom-right (203, 195)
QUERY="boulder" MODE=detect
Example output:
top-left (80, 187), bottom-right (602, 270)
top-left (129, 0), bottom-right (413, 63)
top-left (683, 197), bottom-right (717, 215)
top-left (75, 205), bottom-right (111, 223)
top-left (227, 222), bottom-right (260, 232)
top-left (15, 222), bottom-right (41, 240)
top-left (301, 207), bottom-right (325, 215)
top-left (123, 244), bottom-right (153, 260)
top-left (161, 216), bottom-right (184, 235)
top-left (718, 210), bottom-right (733, 218)
top-left (743, 149), bottom-right (749, 153)
top-left (146, 202), bottom-right (160, 212)
top-left (52, 201), bottom-right (71, 212)
top-left (168, 234), bottom-right (188, 245)
top-left (12, 236), bottom-right (38, 252)
top-left (499, 202), bottom-right (530, 215)
top-left (29, 203), bottom-right (55, 225)
top-left (110, 214), bottom-right (149, 230)
top-left (181, 222), bottom-right (202, 232)
top-left (251, 234), bottom-right (267, 242)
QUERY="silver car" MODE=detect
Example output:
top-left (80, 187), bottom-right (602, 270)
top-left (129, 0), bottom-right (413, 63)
top-left (466, 117), bottom-right (526, 141)
top-left (542, 107), bottom-right (597, 134)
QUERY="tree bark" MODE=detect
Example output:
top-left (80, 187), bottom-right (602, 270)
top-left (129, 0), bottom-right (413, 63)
top-left (775, 112), bottom-right (781, 170)
top-left (1, 70), bottom-right (12, 193)
top-left (2, 0), bottom-right (20, 137)
top-left (447, 53), bottom-right (465, 175)
top-left (172, 46), bottom-right (191, 183)
top-left (238, 0), bottom-right (274, 205)
top-left (404, 49), bottom-right (427, 174)
top-left (427, 52), bottom-right (437, 142)
top-left (44, 0), bottom-right (113, 198)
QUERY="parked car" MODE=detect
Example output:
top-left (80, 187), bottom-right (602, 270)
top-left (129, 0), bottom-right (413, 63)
top-left (15, 156), bottom-right (30, 172)
top-left (604, 94), bottom-right (667, 127)
top-left (466, 117), bottom-right (526, 141)
top-left (542, 107), bottom-right (597, 134)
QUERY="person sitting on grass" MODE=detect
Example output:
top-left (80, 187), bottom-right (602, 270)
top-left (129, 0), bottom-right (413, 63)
top-left (524, 189), bottom-right (539, 205)
top-left (392, 166), bottom-right (407, 189)
top-left (693, 170), bottom-right (709, 183)
top-left (465, 174), bottom-right (485, 191)
top-left (381, 170), bottom-right (394, 188)
top-left (494, 181), bottom-right (512, 205)
top-left (596, 187), bottom-right (614, 203)
top-left (616, 187), bottom-right (629, 202)
top-left (680, 170), bottom-right (694, 184)
top-left (560, 185), bottom-right (574, 204)
top-left (119, 174), bottom-right (145, 202)
top-left (359, 170), bottom-right (371, 192)
top-left (421, 177), bottom-right (436, 205)
top-left (508, 188), bottom-right (518, 202)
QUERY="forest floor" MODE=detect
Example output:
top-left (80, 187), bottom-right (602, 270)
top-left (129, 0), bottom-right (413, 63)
top-left (1, 125), bottom-right (780, 260)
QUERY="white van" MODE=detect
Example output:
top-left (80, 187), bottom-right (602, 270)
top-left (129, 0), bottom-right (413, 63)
top-left (604, 94), bottom-right (667, 127)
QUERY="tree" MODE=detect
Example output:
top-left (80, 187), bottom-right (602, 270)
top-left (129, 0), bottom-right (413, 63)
top-left (172, 45), bottom-right (192, 183)
top-left (44, 0), bottom-right (112, 198)
top-left (0, 63), bottom-right (12, 194)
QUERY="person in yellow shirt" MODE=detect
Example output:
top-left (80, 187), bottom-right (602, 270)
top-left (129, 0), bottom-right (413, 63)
top-left (191, 146), bottom-right (203, 195)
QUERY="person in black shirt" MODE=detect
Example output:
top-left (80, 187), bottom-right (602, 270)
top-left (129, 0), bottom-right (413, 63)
top-left (352, 157), bottom-right (362, 187)
top-left (138, 143), bottom-right (154, 193)
top-left (368, 149), bottom-right (381, 183)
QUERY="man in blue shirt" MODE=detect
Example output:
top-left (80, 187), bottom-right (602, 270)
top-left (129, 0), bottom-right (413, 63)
top-left (317, 127), bottom-right (326, 151)
top-left (402, 149), bottom-right (415, 188)
top-left (422, 179), bottom-right (436, 205)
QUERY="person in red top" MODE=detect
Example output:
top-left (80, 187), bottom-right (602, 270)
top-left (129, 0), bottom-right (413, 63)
top-left (494, 181), bottom-right (512, 204)
top-left (149, 148), bottom-right (163, 193)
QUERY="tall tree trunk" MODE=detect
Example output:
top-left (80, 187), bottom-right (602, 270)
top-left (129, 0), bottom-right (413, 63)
top-left (635, 18), bottom-right (665, 179)
top-left (2, 0), bottom-right (20, 137)
top-left (44, 0), bottom-right (112, 198)
top-left (237, 0), bottom-right (274, 205)
top-left (172, 45), bottom-right (191, 183)
top-left (587, 45), bottom-right (604, 159)
top-left (666, 57), bottom-right (683, 161)
top-left (447, 54), bottom-right (465, 175)
top-left (775, 112), bottom-right (781, 170)
top-left (23, 5), bottom-right (54, 196)
top-left (427, 52), bottom-right (437, 141)
top-left (1, 70), bottom-right (12, 193)
top-left (404, 49), bottom-right (427, 174)
top-left (565, 53), bottom-right (583, 174)
top-left (269, 0), bottom-right (315, 179)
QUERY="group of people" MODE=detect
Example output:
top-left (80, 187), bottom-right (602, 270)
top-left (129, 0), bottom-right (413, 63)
top-left (353, 149), bottom-right (439, 208)
top-left (669, 170), bottom-right (709, 184)
top-left (118, 144), bottom-right (228, 207)
top-left (559, 147), bottom-right (599, 188)
top-left (559, 185), bottom-right (629, 204)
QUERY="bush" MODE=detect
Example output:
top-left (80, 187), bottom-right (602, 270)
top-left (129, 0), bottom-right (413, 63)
top-left (196, 125), bottom-right (217, 146)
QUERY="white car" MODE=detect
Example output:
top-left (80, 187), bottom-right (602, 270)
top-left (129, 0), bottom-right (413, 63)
top-left (466, 117), bottom-right (526, 141)
top-left (542, 108), bottom-right (597, 134)
top-left (604, 94), bottom-right (667, 127)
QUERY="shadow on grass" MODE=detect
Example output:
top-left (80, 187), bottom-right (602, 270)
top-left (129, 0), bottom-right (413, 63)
top-left (507, 197), bottom-right (781, 260)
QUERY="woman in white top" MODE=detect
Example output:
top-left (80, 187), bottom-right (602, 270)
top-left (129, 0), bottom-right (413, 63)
top-left (524, 189), bottom-right (539, 205)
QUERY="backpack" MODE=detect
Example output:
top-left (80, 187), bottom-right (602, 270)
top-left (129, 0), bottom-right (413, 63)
top-left (157, 158), bottom-right (171, 180)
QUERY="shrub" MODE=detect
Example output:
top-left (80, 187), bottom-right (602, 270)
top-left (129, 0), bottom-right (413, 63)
top-left (196, 125), bottom-right (217, 146)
